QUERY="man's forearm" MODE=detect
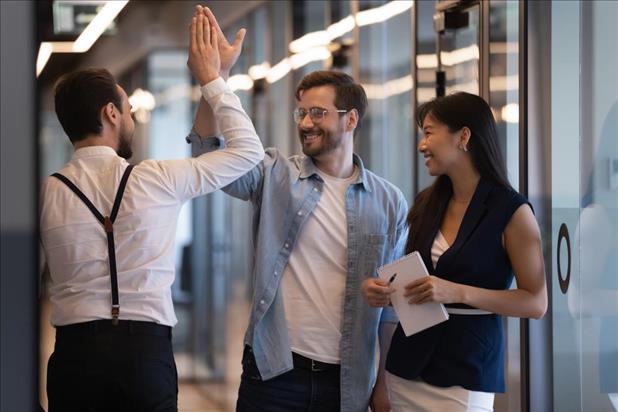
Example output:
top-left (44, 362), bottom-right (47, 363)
top-left (193, 96), bottom-right (220, 138)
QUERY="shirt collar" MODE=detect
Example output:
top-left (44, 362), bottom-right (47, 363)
top-left (298, 153), bottom-right (372, 192)
top-left (72, 146), bottom-right (119, 160)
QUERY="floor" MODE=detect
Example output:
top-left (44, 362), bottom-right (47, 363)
top-left (178, 382), bottom-right (235, 412)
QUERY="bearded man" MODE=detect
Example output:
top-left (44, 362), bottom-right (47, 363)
top-left (190, 34), bottom-right (408, 410)
top-left (40, 11), bottom-right (263, 410)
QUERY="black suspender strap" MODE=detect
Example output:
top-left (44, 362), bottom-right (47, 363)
top-left (105, 165), bottom-right (134, 324)
top-left (52, 165), bottom-right (135, 325)
top-left (50, 174), bottom-right (106, 225)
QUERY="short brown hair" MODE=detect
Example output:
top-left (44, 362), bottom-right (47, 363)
top-left (54, 68), bottom-right (123, 143)
top-left (295, 70), bottom-right (367, 133)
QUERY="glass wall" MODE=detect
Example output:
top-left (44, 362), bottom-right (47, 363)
top-left (358, 0), bottom-right (414, 200)
top-left (144, 50), bottom-right (197, 377)
top-left (416, 0), bottom-right (437, 192)
top-left (488, 2), bottom-right (521, 410)
top-left (551, 1), bottom-right (618, 411)
top-left (579, 2), bottom-right (618, 407)
top-left (441, 5), bottom-right (480, 96)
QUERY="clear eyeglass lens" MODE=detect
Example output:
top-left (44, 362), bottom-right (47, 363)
top-left (294, 108), bottom-right (326, 123)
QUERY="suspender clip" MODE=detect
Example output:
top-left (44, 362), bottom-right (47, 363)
top-left (104, 216), bottom-right (113, 233)
top-left (111, 305), bottom-right (120, 325)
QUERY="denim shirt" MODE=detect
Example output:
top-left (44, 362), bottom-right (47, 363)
top-left (188, 133), bottom-right (408, 412)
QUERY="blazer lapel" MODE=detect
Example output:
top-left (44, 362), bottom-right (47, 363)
top-left (436, 178), bottom-right (492, 270)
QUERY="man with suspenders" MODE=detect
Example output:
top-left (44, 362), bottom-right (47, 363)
top-left (39, 14), bottom-right (262, 411)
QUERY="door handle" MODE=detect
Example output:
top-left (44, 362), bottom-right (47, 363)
top-left (557, 223), bottom-right (571, 294)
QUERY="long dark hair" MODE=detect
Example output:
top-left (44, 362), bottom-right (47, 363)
top-left (406, 92), bottom-right (512, 253)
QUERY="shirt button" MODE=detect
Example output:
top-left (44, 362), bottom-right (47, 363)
top-left (274, 271), bottom-right (278, 276)
top-left (284, 243), bottom-right (289, 248)
top-left (297, 211), bottom-right (303, 216)
top-left (260, 300), bottom-right (265, 305)
top-left (314, 188), bottom-right (319, 192)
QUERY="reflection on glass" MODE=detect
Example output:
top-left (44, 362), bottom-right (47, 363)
top-left (488, 2), bottom-right (520, 411)
top-left (329, 0), bottom-right (352, 74)
top-left (147, 50), bottom-right (195, 379)
top-left (440, 5), bottom-right (479, 95)
top-left (416, 0), bottom-right (437, 192)
top-left (576, 100), bottom-right (618, 410)
top-left (270, 1), bottom-right (295, 155)
top-left (577, 1), bottom-right (618, 410)
top-left (294, 1), bottom-right (328, 77)
top-left (358, 0), bottom-right (414, 201)
top-left (551, 2), bottom-right (583, 411)
top-left (489, 1), bottom-right (519, 191)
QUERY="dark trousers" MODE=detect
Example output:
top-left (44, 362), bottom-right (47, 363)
top-left (47, 320), bottom-right (177, 412)
top-left (236, 346), bottom-right (341, 412)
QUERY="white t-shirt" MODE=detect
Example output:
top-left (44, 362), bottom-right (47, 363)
top-left (281, 166), bottom-right (359, 364)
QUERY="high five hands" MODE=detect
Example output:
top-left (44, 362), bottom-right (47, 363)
top-left (194, 5), bottom-right (246, 81)
top-left (187, 10), bottom-right (220, 86)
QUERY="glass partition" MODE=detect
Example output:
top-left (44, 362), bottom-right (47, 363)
top-left (440, 5), bottom-right (480, 95)
top-left (416, 0), bottom-right (438, 192)
top-left (488, 1), bottom-right (520, 410)
top-left (357, 0), bottom-right (414, 201)
top-left (550, 2), bottom-right (618, 410)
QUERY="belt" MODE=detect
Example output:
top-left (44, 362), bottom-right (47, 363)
top-left (292, 352), bottom-right (340, 372)
top-left (446, 308), bottom-right (493, 315)
top-left (56, 319), bottom-right (171, 338)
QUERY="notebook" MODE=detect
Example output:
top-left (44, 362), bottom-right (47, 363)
top-left (377, 251), bottom-right (449, 336)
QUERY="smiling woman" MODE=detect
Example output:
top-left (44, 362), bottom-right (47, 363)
top-left (362, 92), bottom-right (547, 412)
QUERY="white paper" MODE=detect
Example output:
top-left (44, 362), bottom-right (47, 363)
top-left (377, 251), bottom-right (449, 336)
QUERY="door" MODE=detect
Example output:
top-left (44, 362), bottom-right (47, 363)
top-left (551, 1), bottom-right (618, 411)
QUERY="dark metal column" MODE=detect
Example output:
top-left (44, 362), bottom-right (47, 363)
top-left (524, 1), bottom-right (554, 411)
top-left (1, 1), bottom-right (39, 410)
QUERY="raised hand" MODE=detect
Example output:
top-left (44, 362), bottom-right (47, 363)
top-left (187, 13), bottom-right (221, 86)
top-left (196, 5), bottom-right (246, 79)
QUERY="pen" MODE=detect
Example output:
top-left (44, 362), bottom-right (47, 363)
top-left (388, 273), bottom-right (397, 284)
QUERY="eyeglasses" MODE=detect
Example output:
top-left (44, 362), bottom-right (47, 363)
top-left (293, 107), bottom-right (348, 124)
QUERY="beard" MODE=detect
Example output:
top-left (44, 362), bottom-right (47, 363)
top-left (298, 126), bottom-right (344, 158)
top-left (116, 122), bottom-right (133, 160)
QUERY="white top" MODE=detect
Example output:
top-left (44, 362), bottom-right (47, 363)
top-left (281, 167), bottom-right (358, 364)
top-left (40, 77), bottom-right (264, 327)
top-left (431, 230), bottom-right (450, 269)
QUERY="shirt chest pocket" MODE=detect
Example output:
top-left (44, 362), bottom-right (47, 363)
top-left (359, 233), bottom-right (393, 277)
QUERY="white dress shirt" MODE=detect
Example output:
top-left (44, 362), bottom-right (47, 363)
top-left (40, 77), bottom-right (264, 326)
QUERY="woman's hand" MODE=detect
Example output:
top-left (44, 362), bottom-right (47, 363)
top-left (404, 275), bottom-right (464, 304)
top-left (362, 278), bottom-right (395, 307)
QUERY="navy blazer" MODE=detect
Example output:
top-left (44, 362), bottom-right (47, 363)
top-left (386, 178), bottom-right (529, 393)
